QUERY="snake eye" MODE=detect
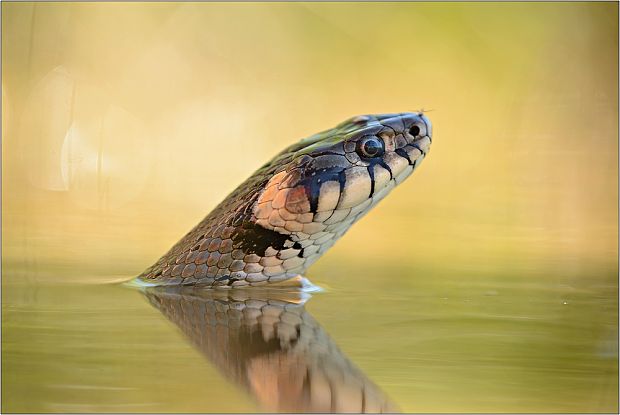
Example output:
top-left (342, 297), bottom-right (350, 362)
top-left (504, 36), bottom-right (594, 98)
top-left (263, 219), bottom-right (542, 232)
top-left (409, 125), bottom-right (420, 137)
top-left (356, 137), bottom-right (385, 158)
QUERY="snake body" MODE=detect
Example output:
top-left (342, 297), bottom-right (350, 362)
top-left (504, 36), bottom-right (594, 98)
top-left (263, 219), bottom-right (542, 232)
top-left (137, 113), bottom-right (432, 287)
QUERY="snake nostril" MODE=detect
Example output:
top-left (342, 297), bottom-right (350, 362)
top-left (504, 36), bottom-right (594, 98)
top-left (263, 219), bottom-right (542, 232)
top-left (409, 125), bottom-right (420, 137)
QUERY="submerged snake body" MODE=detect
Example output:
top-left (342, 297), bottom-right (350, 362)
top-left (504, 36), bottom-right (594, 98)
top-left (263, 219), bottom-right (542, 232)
top-left (138, 113), bottom-right (432, 287)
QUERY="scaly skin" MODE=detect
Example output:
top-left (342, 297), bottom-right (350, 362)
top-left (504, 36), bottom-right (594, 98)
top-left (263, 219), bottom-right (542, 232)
top-left (136, 113), bottom-right (432, 287)
top-left (143, 286), bottom-right (399, 412)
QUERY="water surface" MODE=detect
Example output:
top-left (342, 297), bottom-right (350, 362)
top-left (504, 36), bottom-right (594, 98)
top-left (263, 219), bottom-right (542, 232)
top-left (3, 261), bottom-right (617, 413)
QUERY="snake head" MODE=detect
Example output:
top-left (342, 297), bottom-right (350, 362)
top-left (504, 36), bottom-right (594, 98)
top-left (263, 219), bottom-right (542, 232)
top-left (253, 112), bottom-right (432, 269)
top-left (136, 112), bottom-right (432, 287)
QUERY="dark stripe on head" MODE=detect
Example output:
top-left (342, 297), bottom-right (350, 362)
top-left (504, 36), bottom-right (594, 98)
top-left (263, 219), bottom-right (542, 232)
top-left (367, 164), bottom-right (376, 197)
top-left (306, 168), bottom-right (346, 213)
top-left (377, 160), bottom-right (393, 179)
top-left (308, 178), bottom-right (321, 212)
top-left (338, 170), bottom-right (347, 202)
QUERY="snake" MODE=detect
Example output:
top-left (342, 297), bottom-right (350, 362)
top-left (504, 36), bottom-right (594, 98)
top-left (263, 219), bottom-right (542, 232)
top-left (135, 112), bottom-right (432, 288)
top-left (143, 286), bottom-right (398, 412)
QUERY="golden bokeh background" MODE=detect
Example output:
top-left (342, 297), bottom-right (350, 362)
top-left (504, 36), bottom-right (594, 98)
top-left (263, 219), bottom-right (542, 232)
top-left (2, 3), bottom-right (618, 413)
top-left (2, 2), bottom-right (617, 281)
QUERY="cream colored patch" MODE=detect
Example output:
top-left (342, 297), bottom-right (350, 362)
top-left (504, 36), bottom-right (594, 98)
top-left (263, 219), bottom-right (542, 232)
top-left (284, 220), bottom-right (303, 232)
top-left (337, 167), bottom-right (371, 209)
top-left (246, 273), bottom-right (268, 282)
top-left (263, 264), bottom-right (285, 276)
top-left (244, 263), bottom-right (264, 273)
top-left (295, 231), bottom-right (310, 241)
top-left (384, 152), bottom-right (409, 180)
top-left (316, 181), bottom-right (340, 212)
top-left (372, 164), bottom-right (392, 190)
top-left (297, 213), bottom-right (314, 223)
top-left (278, 248), bottom-right (300, 260)
top-left (313, 211), bottom-right (332, 223)
top-left (302, 221), bottom-right (326, 235)
top-left (415, 136), bottom-right (431, 153)
top-left (260, 256), bottom-right (283, 267)
top-left (244, 254), bottom-right (261, 263)
top-left (405, 146), bottom-right (422, 162)
top-left (282, 256), bottom-right (305, 271)
top-left (324, 208), bottom-right (350, 225)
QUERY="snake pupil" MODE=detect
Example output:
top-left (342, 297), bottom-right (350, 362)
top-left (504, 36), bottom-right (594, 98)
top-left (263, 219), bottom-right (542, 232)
top-left (358, 137), bottom-right (384, 158)
top-left (409, 125), bottom-right (420, 137)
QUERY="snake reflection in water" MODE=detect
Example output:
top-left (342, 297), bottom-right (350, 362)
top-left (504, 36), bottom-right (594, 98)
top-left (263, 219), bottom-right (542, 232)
top-left (143, 286), bottom-right (399, 412)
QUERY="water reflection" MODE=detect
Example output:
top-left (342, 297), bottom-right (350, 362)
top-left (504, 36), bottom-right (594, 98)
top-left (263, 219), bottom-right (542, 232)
top-left (142, 287), bottom-right (398, 413)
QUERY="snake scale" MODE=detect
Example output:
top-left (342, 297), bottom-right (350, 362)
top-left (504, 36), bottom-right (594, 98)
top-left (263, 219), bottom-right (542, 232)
top-left (136, 113), bottom-right (432, 287)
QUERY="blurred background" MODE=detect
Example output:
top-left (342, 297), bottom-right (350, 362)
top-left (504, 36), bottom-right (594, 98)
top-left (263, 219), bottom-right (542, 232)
top-left (2, 2), bottom-right (618, 413)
